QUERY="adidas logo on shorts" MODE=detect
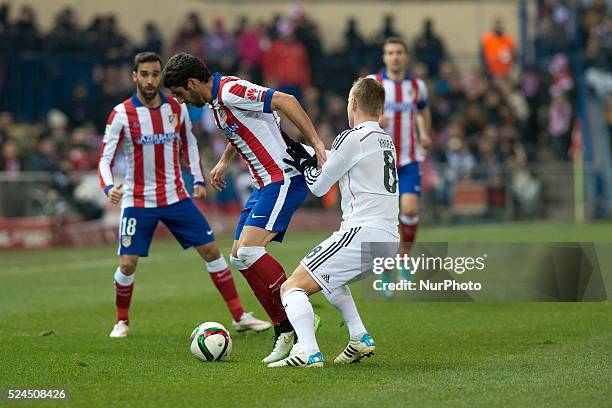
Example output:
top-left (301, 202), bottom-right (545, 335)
top-left (321, 274), bottom-right (330, 283)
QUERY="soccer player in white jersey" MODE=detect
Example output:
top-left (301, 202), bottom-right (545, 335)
top-left (368, 37), bottom-right (431, 289)
top-left (268, 78), bottom-right (400, 368)
top-left (162, 53), bottom-right (326, 363)
top-left (98, 52), bottom-right (270, 338)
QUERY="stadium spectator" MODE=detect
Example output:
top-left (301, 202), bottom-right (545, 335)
top-left (41, 109), bottom-right (70, 155)
top-left (0, 111), bottom-right (13, 146)
top-left (171, 12), bottom-right (206, 61)
top-left (47, 7), bottom-right (85, 53)
top-left (10, 5), bottom-right (41, 52)
top-left (135, 22), bottom-right (163, 55)
top-left (344, 18), bottom-right (366, 66)
top-left (547, 92), bottom-right (573, 158)
top-left (262, 22), bottom-right (310, 98)
top-left (0, 4), bottom-right (8, 53)
top-left (413, 18), bottom-right (447, 77)
top-left (481, 18), bottom-right (515, 78)
top-left (376, 14), bottom-right (400, 42)
top-left (237, 20), bottom-right (267, 79)
top-left (0, 139), bottom-right (21, 173)
top-left (319, 43), bottom-right (356, 97)
top-left (0, 3), bottom-right (7, 29)
top-left (290, 5), bottom-right (323, 85)
top-left (204, 17), bottom-right (237, 72)
top-left (445, 127), bottom-right (476, 183)
top-left (28, 138), bottom-right (59, 172)
top-left (495, 78), bottom-right (529, 127)
top-left (234, 15), bottom-right (249, 37)
top-left (537, 16), bottom-right (571, 57)
top-left (64, 84), bottom-right (93, 129)
top-left (86, 15), bottom-right (130, 59)
top-left (67, 127), bottom-right (96, 171)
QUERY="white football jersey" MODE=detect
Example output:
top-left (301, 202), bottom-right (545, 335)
top-left (304, 121), bottom-right (399, 235)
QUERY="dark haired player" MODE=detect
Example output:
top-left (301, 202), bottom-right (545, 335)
top-left (162, 53), bottom-right (326, 363)
top-left (98, 52), bottom-right (270, 338)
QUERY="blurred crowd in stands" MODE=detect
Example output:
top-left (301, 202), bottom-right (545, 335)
top-left (0, 1), bottom-right (610, 220)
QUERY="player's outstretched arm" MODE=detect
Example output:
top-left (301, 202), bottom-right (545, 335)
top-left (271, 91), bottom-right (327, 167)
top-left (210, 143), bottom-right (236, 191)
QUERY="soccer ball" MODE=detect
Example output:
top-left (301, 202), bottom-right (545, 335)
top-left (189, 322), bottom-right (232, 362)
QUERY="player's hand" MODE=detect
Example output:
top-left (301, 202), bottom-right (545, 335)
top-left (283, 141), bottom-right (318, 173)
top-left (193, 184), bottom-right (207, 200)
top-left (108, 183), bottom-right (123, 205)
top-left (210, 161), bottom-right (229, 191)
top-left (313, 142), bottom-right (327, 168)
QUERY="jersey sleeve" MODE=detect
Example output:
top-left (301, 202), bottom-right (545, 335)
top-left (416, 78), bottom-right (428, 110)
top-left (220, 79), bottom-right (276, 113)
top-left (179, 103), bottom-right (205, 185)
top-left (97, 108), bottom-right (124, 195)
top-left (304, 132), bottom-right (360, 197)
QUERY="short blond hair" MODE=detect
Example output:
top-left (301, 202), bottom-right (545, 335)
top-left (350, 78), bottom-right (385, 117)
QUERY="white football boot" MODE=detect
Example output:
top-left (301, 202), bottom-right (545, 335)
top-left (109, 320), bottom-right (129, 338)
top-left (268, 350), bottom-right (324, 368)
top-left (334, 333), bottom-right (375, 364)
top-left (232, 312), bottom-right (272, 333)
top-left (262, 330), bottom-right (295, 363)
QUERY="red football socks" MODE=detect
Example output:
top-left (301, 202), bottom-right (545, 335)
top-left (401, 220), bottom-right (419, 254)
top-left (115, 281), bottom-right (134, 324)
top-left (209, 268), bottom-right (245, 321)
top-left (240, 253), bottom-right (288, 325)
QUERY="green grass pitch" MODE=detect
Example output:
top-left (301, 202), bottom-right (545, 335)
top-left (1, 222), bottom-right (611, 407)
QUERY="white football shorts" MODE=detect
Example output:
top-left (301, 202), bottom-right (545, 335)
top-left (300, 226), bottom-right (400, 293)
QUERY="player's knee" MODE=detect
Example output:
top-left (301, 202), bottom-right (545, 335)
top-left (401, 206), bottom-right (419, 218)
top-left (323, 285), bottom-right (351, 305)
top-left (119, 259), bottom-right (138, 275)
top-left (197, 242), bottom-right (220, 262)
top-left (280, 280), bottom-right (300, 297)
top-left (236, 246), bottom-right (266, 268)
top-left (280, 280), bottom-right (291, 295)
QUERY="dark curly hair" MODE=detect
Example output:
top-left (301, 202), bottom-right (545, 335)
top-left (162, 53), bottom-right (212, 89)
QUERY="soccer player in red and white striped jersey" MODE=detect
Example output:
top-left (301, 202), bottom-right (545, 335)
top-left (162, 53), bottom-right (326, 363)
top-left (98, 52), bottom-right (270, 338)
top-left (369, 37), bottom-right (432, 293)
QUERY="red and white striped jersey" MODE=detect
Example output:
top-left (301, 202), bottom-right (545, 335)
top-left (368, 70), bottom-right (428, 167)
top-left (208, 72), bottom-right (300, 188)
top-left (98, 93), bottom-right (204, 208)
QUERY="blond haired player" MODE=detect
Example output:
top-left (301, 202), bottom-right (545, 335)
top-left (268, 78), bottom-right (400, 368)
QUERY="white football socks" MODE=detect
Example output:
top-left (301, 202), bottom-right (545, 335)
top-left (114, 267), bottom-right (134, 286)
top-left (205, 256), bottom-right (229, 273)
top-left (324, 286), bottom-right (367, 341)
top-left (281, 288), bottom-right (320, 354)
